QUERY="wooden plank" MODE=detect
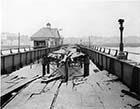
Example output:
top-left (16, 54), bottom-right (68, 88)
top-left (4, 80), bottom-right (62, 109)
top-left (41, 75), bottom-right (62, 84)
top-left (1, 75), bottom-right (41, 97)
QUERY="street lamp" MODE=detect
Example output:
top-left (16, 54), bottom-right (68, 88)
top-left (59, 28), bottom-right (63, 45)
top-left (117, 19), bottom-right (126, 59)
top-left (18, 32), bottom-right (20, 49)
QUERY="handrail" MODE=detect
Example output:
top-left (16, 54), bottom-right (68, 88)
top-left (82, 45), bottom-right (140, 56)
top-left (79, 44), bottom-right (140, 95)
top-left (1, 45), bottom-right (61, 74)
top-left (0, 46), bottom-right (47, 55)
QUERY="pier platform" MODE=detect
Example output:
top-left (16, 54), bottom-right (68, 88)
top-left (1, 60), bottom-right (139, 109)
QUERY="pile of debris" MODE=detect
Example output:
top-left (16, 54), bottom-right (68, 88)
top-left (41, 45), bottom-right (90, 82)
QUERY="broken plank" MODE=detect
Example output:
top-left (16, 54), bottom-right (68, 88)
top-left (1, 75), bottom-right (41, 98)
top-left (41, 75), bottom-right (63, 84)
top-left (4, 80), bottom-right (62, 109)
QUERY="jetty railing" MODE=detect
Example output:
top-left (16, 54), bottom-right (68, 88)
top-left (1, 46), bottom-right (61, 75)
top-left (0, 46), bottom-right (47, 55)
top-left (78, 44), bottom-right (140, 95)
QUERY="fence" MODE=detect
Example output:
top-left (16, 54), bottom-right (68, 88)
top-left (79, 45), bottom-right (140, 95)
top-left (1, 46), bottom-right (61, 75)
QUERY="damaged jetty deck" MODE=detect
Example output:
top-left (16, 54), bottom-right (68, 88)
top-left (1, 45), bottom-right (140, 109)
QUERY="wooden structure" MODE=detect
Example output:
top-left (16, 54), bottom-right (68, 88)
top-left (31, 23), bottom-right (63, 48)
top-left (1, 45), bottom-right (140, 109)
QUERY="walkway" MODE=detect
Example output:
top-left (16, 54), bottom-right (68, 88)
top-left (2, 61), bottom-right (140, 109)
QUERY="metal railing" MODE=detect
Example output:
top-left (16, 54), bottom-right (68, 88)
top-left (79, 44), bottom-right (140, 95)
top-left (81, 45), bottom-right (140, 63)
top-left (1, 46), bottom-right (61, 75)
top-left (0, 46), bottom-right (47, 55)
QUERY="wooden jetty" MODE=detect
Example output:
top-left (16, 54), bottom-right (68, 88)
top-left (1, 45), bottom-right (140, 109)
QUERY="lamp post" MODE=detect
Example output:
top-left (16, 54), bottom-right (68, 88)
top-left (59, 28), bottom-right (63, 45)
top-left (18, 32), bottom-right (20, 52)
top-left (117, 19), bottom-right (126, 59)
top-left (89, 36), bottom-right (90, 47)
top-left (80, 39), bottom-right (82, 45)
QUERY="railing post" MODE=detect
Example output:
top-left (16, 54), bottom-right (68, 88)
top-left (114, 50), bottom-right (118, 56)
top-left (108, 49), bottom-right (111, 54)
top-left (1, 51), bottom-right (3, 55)
top-left (99, 47), bottom-right (102, 52)
top-left (18, 48), bottom-right (20, 53)
top-left (10, 49), bottom-right (12, 54)
top-left (125, 51), bottom-right (128, 60)
top-left (24, 48), bottom-right (26, 52)
top-left (101, 54), bottom-right (103, 70)
top-left (103, 48), bottom-right (105, 53)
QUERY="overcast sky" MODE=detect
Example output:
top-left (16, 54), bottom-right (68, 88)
top-left (1, 0), bottom-right (140, 38)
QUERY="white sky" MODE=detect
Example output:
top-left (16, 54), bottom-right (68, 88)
top-left (1, 0), bottom-right (140, 38)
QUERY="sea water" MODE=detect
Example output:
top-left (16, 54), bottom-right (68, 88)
top-left (109, 47), bottom-right (140, 63)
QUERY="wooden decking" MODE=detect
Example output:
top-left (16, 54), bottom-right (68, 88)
top-left (1, 61), bottom-right (140, 109)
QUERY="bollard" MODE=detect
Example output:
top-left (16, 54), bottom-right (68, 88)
top-left (84, 55), bottom-right (90, 77)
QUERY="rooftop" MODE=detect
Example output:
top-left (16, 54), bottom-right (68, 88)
top-left (31, 27), bottom-right (61, 41)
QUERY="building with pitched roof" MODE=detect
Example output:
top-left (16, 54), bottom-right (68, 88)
top-left (31, 23), bottom-right (63, 48)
